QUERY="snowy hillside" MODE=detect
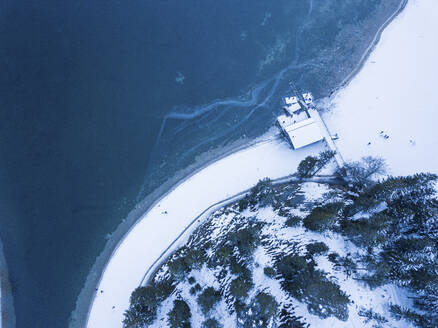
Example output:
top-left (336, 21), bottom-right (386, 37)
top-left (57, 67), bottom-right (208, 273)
top-left (123, 166), bottom-right (438, 328)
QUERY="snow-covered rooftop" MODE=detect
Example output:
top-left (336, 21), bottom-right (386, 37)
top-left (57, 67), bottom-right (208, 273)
top-left (285, 102), bottom-right (302, 114)
top-left (284, 96), bottom-right (298, 105)
top-left (277, 114), bottom-right (294, 127)
top-left (278, 117), bottom-right (324, 149)
top-left (278, 92), bottom-right (325, 150)
top-left (303, 92), bottom-right (313, 104)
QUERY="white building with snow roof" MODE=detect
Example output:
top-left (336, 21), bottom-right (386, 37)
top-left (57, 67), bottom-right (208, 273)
top-left (277, 93), bottom-right (324, 149)
top-left (284, 96), bottom-right (301, 113)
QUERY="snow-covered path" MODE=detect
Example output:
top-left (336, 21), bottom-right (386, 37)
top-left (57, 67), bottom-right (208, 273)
top-left (87, 137), bottom-right (325, 328)
top-left (324, 0), bottom-right (438, 177)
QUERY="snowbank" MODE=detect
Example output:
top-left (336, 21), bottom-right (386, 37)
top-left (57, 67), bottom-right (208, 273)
top-left (87, 137), bottom-right (325, 327)
top-left (324, 0), bottom-right (438, 176)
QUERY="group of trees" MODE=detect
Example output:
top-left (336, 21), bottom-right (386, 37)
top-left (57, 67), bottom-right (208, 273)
top-left (123, 285), bottom-right (159, 327)
top-left (168, 299), bottom-right (191, 328)
top-left (303, 201), bottom-right (345, 232)
top-left (124, 289), bottom-right (193, 328)
top-left (297, 151), bottom-right (386, 190)
top-left (297, 153), bottom-right (438, 326)
top-left (372, 173), bottom-right (438, 327)
top-left (123, 278), bottom-right (177, 327)
top-left (297, 150), bottom-right (336, 178)
top-left (124, 155), bottom-right (437, 327)
top-left (275, 251), bottom-right (350, 321)
top-left (340, 156), bottom-right (386, 190)
top-left (338, 164), bottom-right (438, 326)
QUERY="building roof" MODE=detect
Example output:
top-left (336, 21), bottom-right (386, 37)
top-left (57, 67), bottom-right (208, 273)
top-left (277, 114), bottom-right (294, 126)
top-left (278, 92), bottom-right (323, 149)
top-left (302, 92), bottom-right (313, 104)
top-left (284, 96), bottom-right (298, 105)
top-left (278, 117), bottom-right (323, 149)
top-left (285, 102), bottom-right (302, 114)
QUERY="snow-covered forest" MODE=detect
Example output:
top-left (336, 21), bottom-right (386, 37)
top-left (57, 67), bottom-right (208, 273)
top-left (123, 156), bottom-right (438, 328)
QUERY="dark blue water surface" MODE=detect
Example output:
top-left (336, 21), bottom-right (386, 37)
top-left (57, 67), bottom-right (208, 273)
top-left (0, 0), bottom-right (402, 327)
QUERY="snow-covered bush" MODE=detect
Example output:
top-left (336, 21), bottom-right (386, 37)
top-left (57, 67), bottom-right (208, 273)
top-left (275, 253), bottom-right (350, 321)
top-left (123, 285), bottom-right (160, 327)
top-left (168, 299), bottom-right (191, 328)
top-left (229, 275), bottom-right (253, 300)
top-left (305, 242), bottom-right (329, 256)
top-left (303, 202), bottom-right (344, 231)
top-left (297, 150), bottom-right (336, 178)
top-left (197, 287), bottom-right (221, 315)
top-left (201, 318), bottom-right (222, 328)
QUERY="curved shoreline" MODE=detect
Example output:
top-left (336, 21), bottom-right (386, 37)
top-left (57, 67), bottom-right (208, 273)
top-left (137, 0), bottom-right (410, 291)
top-left (333, 0), bottom-right (408, 96)
top-left (84, 137), bottom-right (328, 328)
top-left (71, 1), bottom-right (410, 327)
top-left (324, 0), bottom-right (438, 177)
top-left (69, 132), bottom-right (281, 328)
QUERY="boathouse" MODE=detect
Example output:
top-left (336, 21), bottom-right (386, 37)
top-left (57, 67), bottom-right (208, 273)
top-left (277, 93), bottom-right (324, 149)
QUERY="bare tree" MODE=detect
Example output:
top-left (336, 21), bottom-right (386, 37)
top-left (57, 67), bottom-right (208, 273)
top-left (341, 156), bottom-right (386, 190)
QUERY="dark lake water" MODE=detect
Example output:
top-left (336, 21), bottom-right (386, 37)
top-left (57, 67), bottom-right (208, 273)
top-left (0, 0), bottom-right (401, 327)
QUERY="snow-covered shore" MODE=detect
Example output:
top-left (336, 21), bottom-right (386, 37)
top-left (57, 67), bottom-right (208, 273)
top-left (85, 0), bottom-right (438, 326)
top-left (87, 137), bottom-right (325, 327)
top-left (324, 0), bottom-right (438, 176)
